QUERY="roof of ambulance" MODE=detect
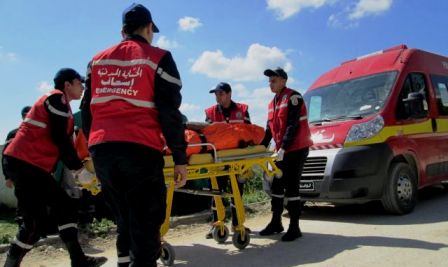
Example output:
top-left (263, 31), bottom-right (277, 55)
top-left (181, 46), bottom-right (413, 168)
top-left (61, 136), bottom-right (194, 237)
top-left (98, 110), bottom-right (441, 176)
top-left (307, 44), bottom-right (445, 91)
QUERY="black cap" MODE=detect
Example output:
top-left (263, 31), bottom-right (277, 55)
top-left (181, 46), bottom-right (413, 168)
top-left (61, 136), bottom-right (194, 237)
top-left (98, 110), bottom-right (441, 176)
top-left (264, 67), bottom-right (288, 80)
top-left (122, 3), bottom-right (159, 33)
top-left (53, 68), bottom-right (84, 88)
top-left (209, 82), bottom-right (231, 93)
top-left (21, 106), bottom-right (31, 119)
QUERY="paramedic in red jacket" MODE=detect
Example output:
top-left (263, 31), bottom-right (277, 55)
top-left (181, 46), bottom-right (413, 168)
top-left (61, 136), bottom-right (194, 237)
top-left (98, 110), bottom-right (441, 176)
top-left (260, 67), bottom-right (312, 242)
top-left (2, 68), bottom-right (107, 267)
top-left (204, 82), bottom-right (251, 239)
top-left (80, 3), bottom-right (187, 267)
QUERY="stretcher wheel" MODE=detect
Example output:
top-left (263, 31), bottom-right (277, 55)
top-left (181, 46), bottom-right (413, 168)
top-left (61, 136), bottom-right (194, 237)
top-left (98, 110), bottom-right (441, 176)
top-left (213, 225), bottom-right (229, 244)
top-left (232, 230), bottom-right (250, 249)
top-left (160, 242), bottom-right (175, 266)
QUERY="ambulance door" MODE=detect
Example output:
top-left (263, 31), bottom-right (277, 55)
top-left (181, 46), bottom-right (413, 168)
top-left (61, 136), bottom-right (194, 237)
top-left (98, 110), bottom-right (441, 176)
top-left (429, 74), bottom-right (448, 181)
top-left (395, 72), bottom-right (437, 185)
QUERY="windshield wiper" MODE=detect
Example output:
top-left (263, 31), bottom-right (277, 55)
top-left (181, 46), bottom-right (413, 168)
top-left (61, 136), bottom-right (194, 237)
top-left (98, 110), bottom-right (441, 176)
top-left (329, 115), bottom-right (364, 121)
top-left (310, 118), bottom-right (333, 124)
top-left (310, 115), bottom-right (363, 124)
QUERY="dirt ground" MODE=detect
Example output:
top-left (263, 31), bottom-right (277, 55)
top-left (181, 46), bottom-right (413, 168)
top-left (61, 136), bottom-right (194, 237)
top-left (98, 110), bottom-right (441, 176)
top-left (1, 187), bottom-right (448, 267)
top-left (0, 204), bottom-right (268, 267)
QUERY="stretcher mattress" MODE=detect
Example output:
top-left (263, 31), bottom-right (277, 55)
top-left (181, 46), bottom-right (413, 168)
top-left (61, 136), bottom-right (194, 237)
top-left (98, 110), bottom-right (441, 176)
top-left (163, 145), bottom-right (267, 168)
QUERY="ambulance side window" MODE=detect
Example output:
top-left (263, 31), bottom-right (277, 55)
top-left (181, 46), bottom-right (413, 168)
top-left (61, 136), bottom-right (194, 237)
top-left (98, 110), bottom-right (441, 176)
top-left (431, 75), bottom-right (448, 115)
top-left (396, 73), bottom-right (429, 120)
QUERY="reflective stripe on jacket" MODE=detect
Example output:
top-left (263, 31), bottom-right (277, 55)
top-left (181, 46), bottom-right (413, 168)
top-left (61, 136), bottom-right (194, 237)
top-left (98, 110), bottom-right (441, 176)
top-left (205, 103), bottom-right (249, 123)
top-left (268, 88), bottom-right (312, 152)
top-left (4, 90), bottom-right (74, 172)
top-left (89, 39), bottom-right (166, 151)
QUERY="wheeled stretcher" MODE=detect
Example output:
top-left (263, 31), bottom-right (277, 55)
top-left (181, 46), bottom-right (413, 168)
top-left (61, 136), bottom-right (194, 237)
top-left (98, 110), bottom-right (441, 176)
top-left (80, 144), bottom-right (281, 266)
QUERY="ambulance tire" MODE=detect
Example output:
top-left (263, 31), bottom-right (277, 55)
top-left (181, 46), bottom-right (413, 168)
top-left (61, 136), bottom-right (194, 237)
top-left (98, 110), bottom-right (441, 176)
top-left (381, 162), bottom-right (417, 215)
top-left (159, 242), bottom-right (175, 266)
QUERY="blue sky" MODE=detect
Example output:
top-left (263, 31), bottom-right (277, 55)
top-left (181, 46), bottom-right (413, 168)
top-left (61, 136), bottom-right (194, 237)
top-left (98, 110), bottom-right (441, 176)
top-left (1, 0), bottom-right (448, 143)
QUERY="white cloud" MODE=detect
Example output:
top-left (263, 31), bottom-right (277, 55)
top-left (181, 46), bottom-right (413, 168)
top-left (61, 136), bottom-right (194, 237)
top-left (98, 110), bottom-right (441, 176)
top-left (178, 16), bottom-right (203, 32)
top-left (349, 0), bottom-right (393, 20)
top-left (191, 43), bottom-right (293, 82)
top-left (155, 36), bottom-right (179, 50)
top-left (37, 81), bottom-right (53, 93)
top-left (180, 103), bottom-right (201, 113)
top-left (240, 87), bottom-right (273, 127)
top-left (328, 0), bottom-right (393, 28)
top-left (232, 83), bottom-right (251, 98)
top-left (0, 46), bottom-right (18, 62)
top-left (267, 0), bottom-right (332, 20)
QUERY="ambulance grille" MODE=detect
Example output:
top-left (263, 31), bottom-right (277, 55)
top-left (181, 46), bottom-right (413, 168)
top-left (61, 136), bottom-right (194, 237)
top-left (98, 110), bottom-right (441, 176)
top-left (302, 157), bottom-right (327, 180)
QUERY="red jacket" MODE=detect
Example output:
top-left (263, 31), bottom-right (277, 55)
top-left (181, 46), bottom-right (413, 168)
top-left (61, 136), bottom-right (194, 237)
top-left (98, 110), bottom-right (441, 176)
top-left (89, 39), bottom-right (166, 151)
top-left (268, 88), bottom-right (312, 152)
top-left (205, 102), bottom-right (249, 123)
top-left (4, 90), bottom-right (74, 172)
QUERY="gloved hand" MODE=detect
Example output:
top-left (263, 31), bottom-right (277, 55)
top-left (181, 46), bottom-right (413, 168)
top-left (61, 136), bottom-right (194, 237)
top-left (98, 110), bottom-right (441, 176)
top-left (275, 148), bottom-right (285, 162)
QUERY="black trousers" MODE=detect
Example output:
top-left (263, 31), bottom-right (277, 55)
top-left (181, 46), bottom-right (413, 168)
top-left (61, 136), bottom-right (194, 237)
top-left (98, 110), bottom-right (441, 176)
top-left (3, 156), bottom-right (80, 261)
top-left (90, 143), bottom-right (166, 267)
top-left (270, 148), bottom-right (309, 220)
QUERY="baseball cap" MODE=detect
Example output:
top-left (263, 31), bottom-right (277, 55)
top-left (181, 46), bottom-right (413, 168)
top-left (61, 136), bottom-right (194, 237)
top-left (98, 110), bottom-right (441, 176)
top-left (21, 106), bottom-right (31, 118)
top-left (209, 82), bottom-right (232, 93)
top-left (122, 3), bottom-right (159, 33)
top-left (264, 67), bottom-right (288, 80)
top-left (53, 68), bottom-right (85, 87)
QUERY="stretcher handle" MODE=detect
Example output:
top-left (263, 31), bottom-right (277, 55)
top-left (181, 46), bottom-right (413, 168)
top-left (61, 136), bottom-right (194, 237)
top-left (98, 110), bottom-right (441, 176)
top-left (187, 142), bottom-right (219, 163)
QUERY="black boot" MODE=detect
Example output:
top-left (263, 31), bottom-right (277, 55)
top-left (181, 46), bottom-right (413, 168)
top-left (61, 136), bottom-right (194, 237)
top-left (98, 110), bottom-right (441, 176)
top-left (4, 254), bottom-right (21, 267)
top-left (260, 198), bottom-right (284, 236)
top-left (71, 255), bottom-right (108, 267)
top-left (259, 221), bottom-right (284, 236)
top-left (281, 225), bottom-right (302, 241)
top-left (3, 243), bottom-right (29, 267)
top-left (282, 200), bottom-right (302, 241)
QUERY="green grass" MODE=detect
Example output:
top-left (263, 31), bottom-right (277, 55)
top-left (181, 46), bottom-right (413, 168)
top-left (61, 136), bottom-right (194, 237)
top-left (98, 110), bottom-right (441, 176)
top-left (0, 208), bottom-right (18, 244)
top-left (80, 218), bottom-right (115, 238)
top-left (243, 165), bottom-right (270, 205)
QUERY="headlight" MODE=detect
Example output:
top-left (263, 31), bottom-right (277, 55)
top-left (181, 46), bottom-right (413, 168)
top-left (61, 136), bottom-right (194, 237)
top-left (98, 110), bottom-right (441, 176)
top-left (345, 115), bottom-right (384, 143)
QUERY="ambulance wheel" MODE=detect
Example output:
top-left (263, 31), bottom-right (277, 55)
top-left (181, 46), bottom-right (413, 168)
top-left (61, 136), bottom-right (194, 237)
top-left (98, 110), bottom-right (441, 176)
top-left (213, 225), bottom-right (229, 244)
top-left (160, 242), bottom-right (175, 266)
top-left (381, 162), bottom-right (417, 215)
top-left (232, 230), bottom-right (250, 249)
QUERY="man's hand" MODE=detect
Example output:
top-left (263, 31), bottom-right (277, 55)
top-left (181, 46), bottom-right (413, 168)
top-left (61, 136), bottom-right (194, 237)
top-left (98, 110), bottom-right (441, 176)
top-left (173, 164), bottom-right (187, 188)
top-left (275, 148), bottom-right (285, 162)
top-left (5, 179), bottom-right (14, 189)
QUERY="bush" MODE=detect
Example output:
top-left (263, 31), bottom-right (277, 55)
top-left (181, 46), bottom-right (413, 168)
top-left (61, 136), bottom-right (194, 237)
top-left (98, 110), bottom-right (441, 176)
top-left (243, 166), bottom-right (269, 205)
top-left (81, 218), bottom-right (115, 238)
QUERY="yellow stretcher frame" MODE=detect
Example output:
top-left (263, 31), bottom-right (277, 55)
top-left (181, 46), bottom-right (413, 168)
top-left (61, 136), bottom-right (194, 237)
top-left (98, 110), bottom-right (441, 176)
top-left (80, 145), bottom-right (281, 266)
top-left (159, 144), bottom-right (281, 265)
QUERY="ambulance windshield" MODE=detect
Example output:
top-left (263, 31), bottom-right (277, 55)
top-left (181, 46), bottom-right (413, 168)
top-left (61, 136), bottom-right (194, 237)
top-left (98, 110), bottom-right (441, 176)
top-left (305, 71), bottom-right (398, 124)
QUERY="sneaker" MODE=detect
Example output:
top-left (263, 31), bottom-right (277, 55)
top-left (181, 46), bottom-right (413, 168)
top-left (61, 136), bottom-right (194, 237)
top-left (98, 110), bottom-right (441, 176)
top-left (205, 226), bottom-right (215, 239)
top-left (72, 255), bottom-right (108, 267)
top-left (281, 227), bottom-right (302, 242)
top-left (259, 222), bottom-right (284, 236)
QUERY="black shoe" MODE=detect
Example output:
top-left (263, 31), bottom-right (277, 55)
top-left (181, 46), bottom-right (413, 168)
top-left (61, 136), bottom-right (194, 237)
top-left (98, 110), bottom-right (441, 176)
top-left (259, 222), bottom-right (284, 236)
top-left (205, 226), bottom-right (215, 239)
top-left (281, 227), bottom-right (302, 242)
top-left (72, 255), bottom-right (108, 267)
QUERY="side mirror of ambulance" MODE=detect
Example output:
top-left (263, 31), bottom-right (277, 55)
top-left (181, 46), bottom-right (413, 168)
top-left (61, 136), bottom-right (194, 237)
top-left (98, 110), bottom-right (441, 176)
top-left (403, 92), bottom-right (425, 118)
